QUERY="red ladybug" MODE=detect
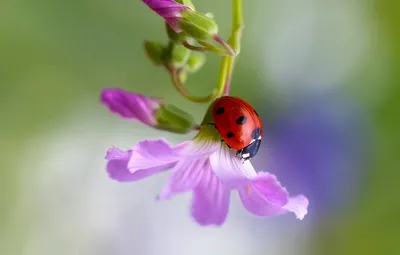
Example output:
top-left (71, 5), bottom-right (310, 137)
top-left (211, 96), bottom-right (263, 161)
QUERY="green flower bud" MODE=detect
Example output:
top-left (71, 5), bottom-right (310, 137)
top-left (179, 69), bottom-right (188, 84)
top-left (175, 0), bottom-right (195, 9)
top-left (205, 12), bottom-right (214, 19)
top-left (165, 22), bottom-right (187, 44)
top-left (178, 9), bottom-right (218, 41)
top-left (154, 103), bottom-right (196, 134)
top-left (168, 43), bottom-right (191, 68)
top-left (185, 52), bottom-right (206, 73)
top-left (143, 41), bottom-right (167, 66)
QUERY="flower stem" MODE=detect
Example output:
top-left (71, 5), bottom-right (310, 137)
top-left (169, 67), bottom-right (216, 103)
top-left (216, 0), bottom-right (244, 96)
top-left (166, 0), bottom-right (243, 103)
top-left (213, 34), bottom-right (237, 56)
top-left (197, 40), bottom-right (231, 56)
top-left (182, 41), bottom-right (207, 52)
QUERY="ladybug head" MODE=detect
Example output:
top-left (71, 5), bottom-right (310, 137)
top-left (236, 136), bottom-right (262, 161)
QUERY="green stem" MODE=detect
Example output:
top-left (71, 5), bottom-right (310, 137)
top-left (169, 67), bottom-right (216, 103)
top-left (213, 34), bottom-right (237, 56)
top-left (182, 41), bottom-right (207, 52)
top-left (166, 0), bottom-right (243, 103)
top-left (216, 0), bottom-right (244, 97)
top-left (197, 40), bottom-right (230, 56)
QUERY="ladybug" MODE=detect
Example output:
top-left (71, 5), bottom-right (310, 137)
top-left (211, 96), bottom-right (263, 161)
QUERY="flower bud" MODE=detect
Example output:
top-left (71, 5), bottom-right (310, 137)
top-left (101, 88), bottom-right (161, 126)
top-left (101, 88), bottom-right (196, 134)
top-left (154, 103), bottom-right (196, 134)
top-left (179, 69), bottom-right (188, 84)
top-left (143, 41), bottom-right (167, 66)
top-left (168, 43), bottom-right (191, 69)
top-left (177, 9), bottom-right (218, 41)
top-left (174, 0), bottom-right (194, 9)
top-left (165, 22), bottom-right (187, 44)
top-left (185, 51), bottom-right (206, 73)
top-left (142, 0), bottom-right (193, 33)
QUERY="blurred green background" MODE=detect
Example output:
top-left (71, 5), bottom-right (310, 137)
top-left (1, 0), bottom-right (399, 254)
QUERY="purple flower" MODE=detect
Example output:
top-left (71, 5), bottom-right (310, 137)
top-left (101, 88), bottom-right (162, 127)
top-left (142, 0), bottom-right (192, 32)
top-left (106, 127), bottom-right (308, 226)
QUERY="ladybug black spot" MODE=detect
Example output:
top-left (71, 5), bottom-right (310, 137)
top-left (251, 127), bottom-right (261, 139)
top-left (236, 116), bottom-right (247, 125)
top-left (254, 110), bottom-right (259, 116)
top-left (227, 132), bottom-right (235, 138)
top-left (216, 107), bottom-right (225, 115)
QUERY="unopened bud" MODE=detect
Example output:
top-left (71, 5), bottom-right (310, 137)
top-left (155, 103), bottom-right (196, 134)
top-left (168, 43), bottom-right (191, 68)
top-left (179, 69), bottom-right (188, 84)
top-left (177, 9), bottom-right (218, 41)
top-left (175, 0), bottom-right (195, 9)
top-left (185, 52), bottom-right (206, 73)
top-left (144, 41), bottom-right (167, 66)
top-left (165, 22), bottom-right (187, 44)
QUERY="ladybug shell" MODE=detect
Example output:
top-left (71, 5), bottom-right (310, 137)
top-left (212, 96), bottom-right (263, 150)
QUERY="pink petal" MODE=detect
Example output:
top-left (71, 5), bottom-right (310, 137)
top-left (158, 158), bottom-right (207, 199)
top-left (250, 172), bottom-right (289, 207)
top-left (191, 161), bottom-right (231, 226)
top-left (142, 0), bottom-right (190, 22)
top-left (282, 195), bottom-right (309, 220)
top-left (101, 88), bottom-right (160, 126)
top-left (177, 138), bottom-right (219, 159)
top-left (209, 144), bottom-right (257, 186)
top-left (106, 148), bottom-right (136, 182)
top-left (238, 172), bottom-right (309, 219)
top-left (128, 139), bottom-right (184, 172)
top-left (106, 139), bottom-right (184, 182)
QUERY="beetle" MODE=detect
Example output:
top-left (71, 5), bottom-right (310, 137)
top-left (211, 96), bottom-right (263, 161)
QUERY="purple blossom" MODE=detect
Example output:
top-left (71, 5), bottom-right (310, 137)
top-left (106, 130), bottom-right (308, 226)
top-left (142, 0), bottom-right (192, 32)
top-left (101, 88), bottom-right (162, 127)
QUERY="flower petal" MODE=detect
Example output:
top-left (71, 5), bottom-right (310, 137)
top-left (105, 147), bottom-right (134, 182)
top-left (282, 195), bottom-right (309, 220)
top-left (128, 139), bottom-right (184, 172)
top-left (250, 172), bottom-right (289, 207)
top-left (191, 161), bottom-right (231, 226)
top-left (238, 172), bottom-right (309, 219)
top-left (238, 176), bottom-right (288, 217)
top-left (177, 137), bottom-right (219, 159)
top-left (142, 0), bottom-right (191, 28)
top-left (158, 158), bottom-right (207, 199)
top-left (106, 145), bottom-right (175, 182)
top-left (209, 144), bottom-right (257, 186)
top-left (101, 88), bottom-right (160, 126)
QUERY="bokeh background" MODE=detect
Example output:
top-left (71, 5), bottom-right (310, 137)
top-left (1, 0), bottom-right (399, 254)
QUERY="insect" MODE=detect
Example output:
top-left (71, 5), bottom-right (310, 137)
top-left (211, 96), bottom-right (263, 161)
